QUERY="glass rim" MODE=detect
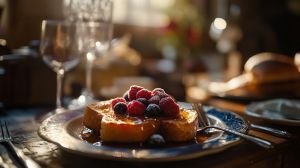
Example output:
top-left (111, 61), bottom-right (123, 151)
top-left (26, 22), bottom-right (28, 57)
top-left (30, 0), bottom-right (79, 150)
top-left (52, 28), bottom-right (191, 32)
top-left (42, 20), bottom-right (111, 25)
top-left (42, 20), bottom-right (76, 25)
top-left (41, 20), bottom-right (77, 32)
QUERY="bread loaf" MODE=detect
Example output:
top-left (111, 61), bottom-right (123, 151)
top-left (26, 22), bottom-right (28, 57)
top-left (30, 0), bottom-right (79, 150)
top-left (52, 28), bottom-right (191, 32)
top-left (244, 52), bottom-right (300, 84)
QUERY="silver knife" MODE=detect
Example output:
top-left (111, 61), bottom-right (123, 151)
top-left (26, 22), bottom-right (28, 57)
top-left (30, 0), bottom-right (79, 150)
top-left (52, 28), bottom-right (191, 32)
top-left (249, 124), bottom-right (291, 138)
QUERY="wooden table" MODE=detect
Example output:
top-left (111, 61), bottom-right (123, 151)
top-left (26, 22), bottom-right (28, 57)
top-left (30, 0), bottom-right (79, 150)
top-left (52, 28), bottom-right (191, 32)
top-left (0, 99), bottom-right (299, 168)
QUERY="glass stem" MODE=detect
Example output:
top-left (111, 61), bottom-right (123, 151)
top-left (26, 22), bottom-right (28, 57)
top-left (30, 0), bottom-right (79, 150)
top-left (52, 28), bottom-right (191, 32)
top-left (86, 53), bottom-right (94, 95)
top-left (56, 69), bottom-right (65, 109)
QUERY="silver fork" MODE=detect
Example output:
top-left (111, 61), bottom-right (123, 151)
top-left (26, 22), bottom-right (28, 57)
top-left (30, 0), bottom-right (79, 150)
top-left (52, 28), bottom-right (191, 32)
top-left (192, 104), bottom-right (274, 149)
top-left (0, 120), bottom-right (41, 168)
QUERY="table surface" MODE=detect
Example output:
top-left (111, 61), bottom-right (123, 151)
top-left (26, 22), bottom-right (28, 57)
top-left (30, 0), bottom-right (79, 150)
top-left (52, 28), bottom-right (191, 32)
top-left (0, 99), bottom-right (300, 168)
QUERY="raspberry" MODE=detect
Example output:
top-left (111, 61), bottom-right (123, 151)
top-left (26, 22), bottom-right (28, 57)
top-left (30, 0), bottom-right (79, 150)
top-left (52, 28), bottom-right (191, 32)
top-left (113, 102), bottom-right (127, 114)
top-left (152, 88), bottom-right (166, 95)
top-left (155, 92), bottom-right (169, 99)
top-left (111, 97), bottom-right (126, 108)
top-left (136, 98), bottom-right (149, 107)
top-left (159, 97), bottom-right (180, 118)
top-left (145, 104), bottom-right (162, 118)
top-left (128, 85), bottom-right (144, 101)
top-left (148, 95), bottom-right (160, 105)
top-left (127, 100), bottom-right (145, 116)
top-left (136, 89), bottom-right (152, 100)
top-left (152, 88), bottom-right (169, 99)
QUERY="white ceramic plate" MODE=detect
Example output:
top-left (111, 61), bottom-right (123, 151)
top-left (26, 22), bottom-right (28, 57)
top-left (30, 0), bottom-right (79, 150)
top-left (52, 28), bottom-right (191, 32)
top-left (246, 99), bottom-right (300, 126)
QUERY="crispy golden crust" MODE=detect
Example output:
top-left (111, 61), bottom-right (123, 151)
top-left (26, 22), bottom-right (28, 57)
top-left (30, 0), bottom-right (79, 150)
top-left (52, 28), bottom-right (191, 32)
top-left (83, 101), bottom-right (198, 142)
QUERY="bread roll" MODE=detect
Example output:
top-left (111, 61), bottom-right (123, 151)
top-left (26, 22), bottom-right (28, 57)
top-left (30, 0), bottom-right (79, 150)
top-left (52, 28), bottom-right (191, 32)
top-left (244, 52), bottom-right (300, 84)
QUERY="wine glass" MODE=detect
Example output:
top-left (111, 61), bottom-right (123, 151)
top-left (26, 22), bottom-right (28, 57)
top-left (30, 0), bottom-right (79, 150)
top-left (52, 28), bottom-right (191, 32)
top-left (66, 0), bottom-right (114, 109)
top-left (40, 20), bottom-right (81, 118)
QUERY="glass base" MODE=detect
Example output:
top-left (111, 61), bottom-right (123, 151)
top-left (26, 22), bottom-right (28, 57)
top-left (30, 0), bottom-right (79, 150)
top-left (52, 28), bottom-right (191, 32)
top-left (68, 90), bottom-right (97, 110)
top-left (36, 107), bottom-right (67, 123)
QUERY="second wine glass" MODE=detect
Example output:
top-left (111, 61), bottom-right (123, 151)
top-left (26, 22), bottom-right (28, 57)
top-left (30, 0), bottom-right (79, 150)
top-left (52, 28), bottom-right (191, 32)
top-left (67, 0), bottom-right (114, 109)
top-left (68, 21), bottom-right (112, 109)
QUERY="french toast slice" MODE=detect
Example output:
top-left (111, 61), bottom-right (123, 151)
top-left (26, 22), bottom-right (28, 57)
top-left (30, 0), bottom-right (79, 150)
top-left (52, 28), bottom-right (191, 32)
top-left (159, 109), bottom-right (199, 142)
top-left (100, 114), bottom-right (160, 143)
top-left (83, 100), bottom-right (198, 142)
top-left (83, 100), bottom-right (112, 131)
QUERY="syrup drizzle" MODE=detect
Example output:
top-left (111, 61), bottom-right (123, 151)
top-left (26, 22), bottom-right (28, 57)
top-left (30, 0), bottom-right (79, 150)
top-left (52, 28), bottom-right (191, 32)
top-left (80, 126), bottom-right (215, 148)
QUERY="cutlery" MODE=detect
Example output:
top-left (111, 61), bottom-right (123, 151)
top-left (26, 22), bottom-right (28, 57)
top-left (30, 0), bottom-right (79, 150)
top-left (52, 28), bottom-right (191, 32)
top-left (249, 124), bottom-right (291, 138)
top-left (192, 104), bottom-right (274, 149)
top-left (0, 120), bottom-right (41, 168)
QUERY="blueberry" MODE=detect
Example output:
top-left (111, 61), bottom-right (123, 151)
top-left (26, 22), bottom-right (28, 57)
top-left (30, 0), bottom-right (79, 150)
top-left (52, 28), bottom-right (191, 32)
top-left (136, 98), bottom-right (149, 107)
top-left (148, 134), bottom-right (165, 146)
top-left (145, 104), bottom-right (161, 118)
top-left (123, 91), bottom-right (130, 102)
top-left (113, 102), bottom-right (127, 114)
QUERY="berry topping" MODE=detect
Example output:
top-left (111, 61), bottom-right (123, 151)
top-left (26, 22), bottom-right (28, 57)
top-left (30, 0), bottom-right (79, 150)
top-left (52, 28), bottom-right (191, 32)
top-left (127, 100), bottom-right (146, 116)
top-left (123, 91), bottom-right (130, 102)
top-left (136, 98), bottom-right (149, 107)
top-left (148, 134), bottom-right (166, 147)
top-left (128, 85), bottom-right (144, 101)
top-left (159, 97), bottom-right (180, 118)
top-left (148, 95), bottom-right (161, 105)
top-left (112, 85), bottom-right (180, 118)
top-left (111, 97), bottom-right (126, 108)
top-left (136, 89), bottom-right (152, 100)
top-left (113, 102), bottom-right (127, 114)
top-left (145, 104), bottom-right (162, 118)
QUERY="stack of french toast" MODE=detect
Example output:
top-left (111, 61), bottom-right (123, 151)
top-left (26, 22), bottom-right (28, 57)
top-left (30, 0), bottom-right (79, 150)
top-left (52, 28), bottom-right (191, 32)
top-left (83, 85), bottom-right (198, 143)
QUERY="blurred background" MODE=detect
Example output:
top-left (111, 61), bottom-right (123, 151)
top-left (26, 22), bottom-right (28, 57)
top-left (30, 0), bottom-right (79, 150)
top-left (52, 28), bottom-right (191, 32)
top-left (0, 0), bottom-right (299, 108)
